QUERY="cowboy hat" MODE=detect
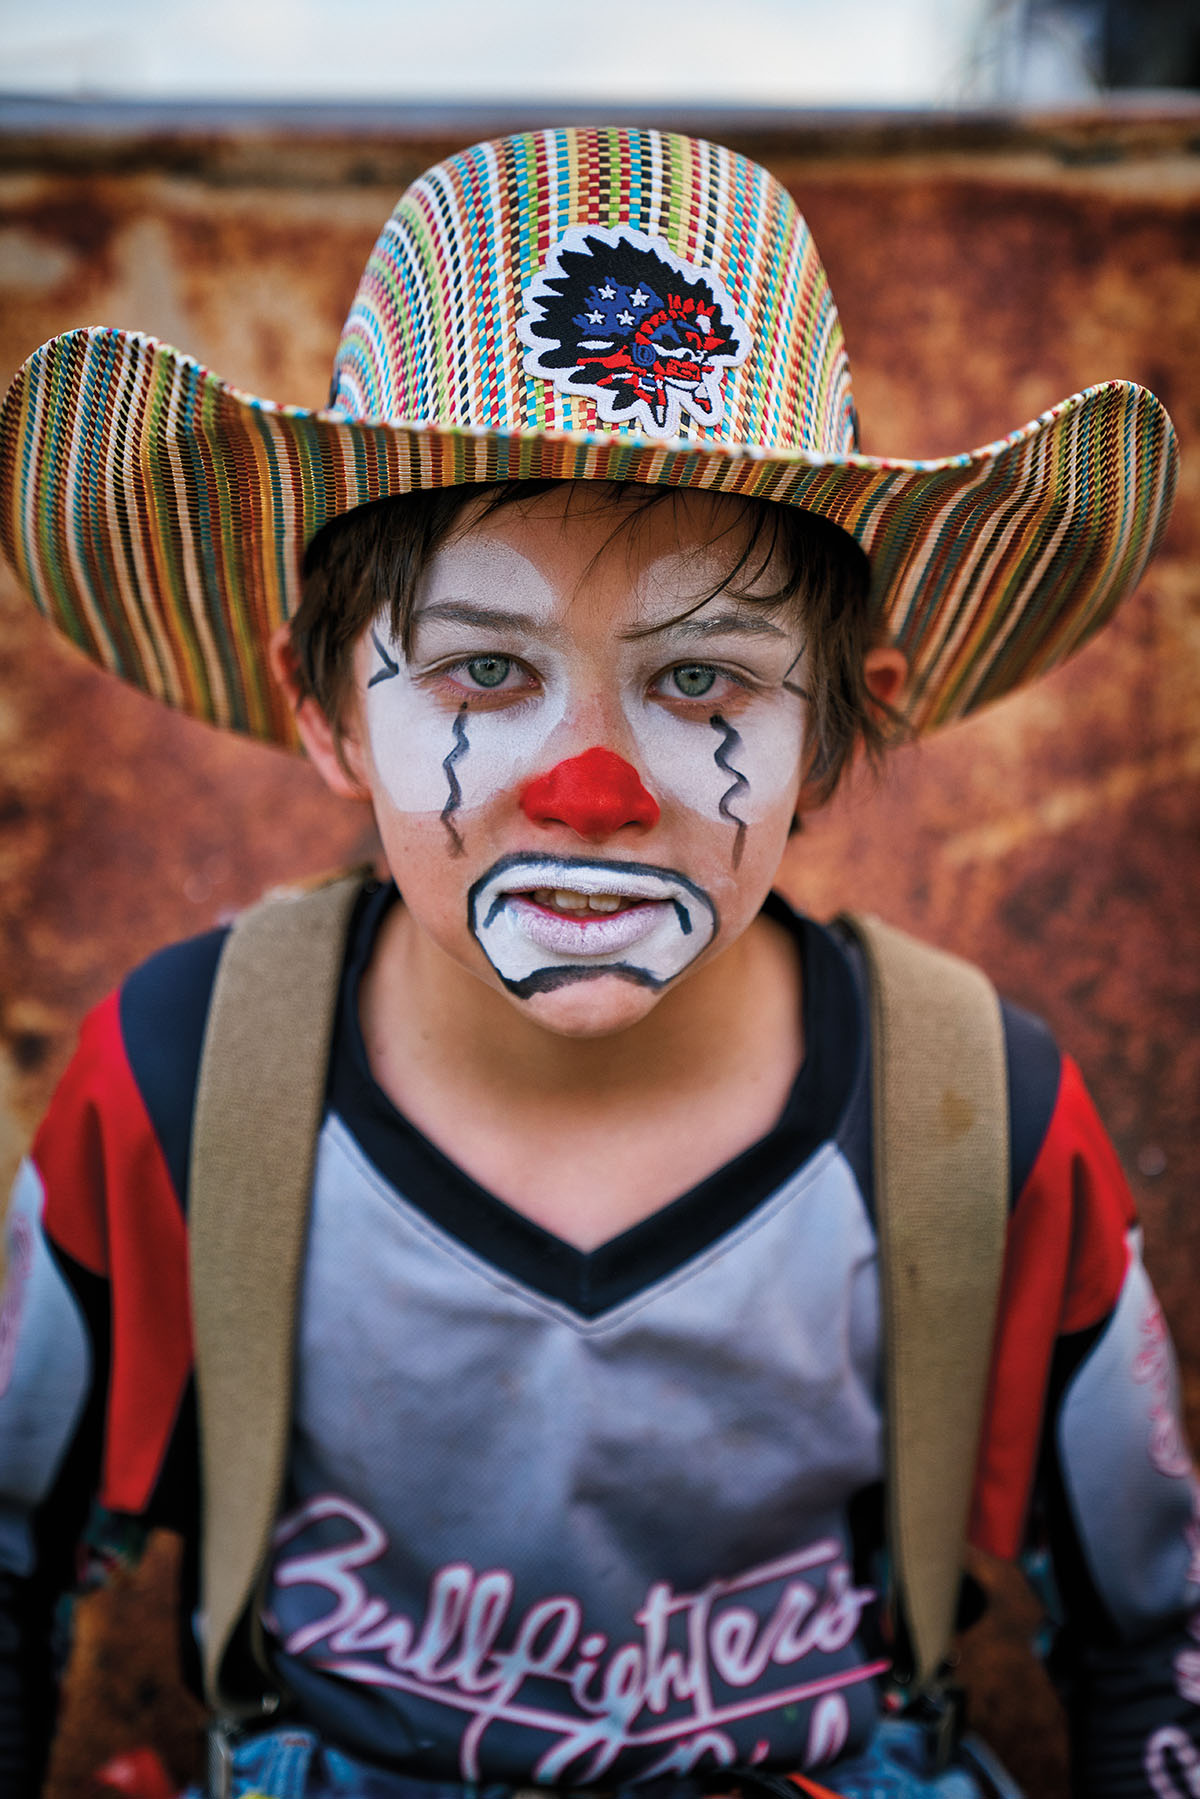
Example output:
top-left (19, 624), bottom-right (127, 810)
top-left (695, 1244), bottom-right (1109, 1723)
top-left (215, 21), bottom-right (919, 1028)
top-left (0, 126), bottom-right (1177, 747)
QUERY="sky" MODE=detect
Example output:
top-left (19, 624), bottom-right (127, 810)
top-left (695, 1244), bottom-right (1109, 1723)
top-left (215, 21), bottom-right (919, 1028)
top-left (0, 0), bottom-right (1005, 108)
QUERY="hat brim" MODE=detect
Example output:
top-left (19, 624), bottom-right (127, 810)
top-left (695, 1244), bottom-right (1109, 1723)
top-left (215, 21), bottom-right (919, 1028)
top-left (0, 326), bottom-right (1177, 748)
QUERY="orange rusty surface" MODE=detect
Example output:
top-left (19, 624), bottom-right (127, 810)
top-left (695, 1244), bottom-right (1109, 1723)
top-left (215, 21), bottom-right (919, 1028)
top-left (0, 109), bottom-right (1196, 1798)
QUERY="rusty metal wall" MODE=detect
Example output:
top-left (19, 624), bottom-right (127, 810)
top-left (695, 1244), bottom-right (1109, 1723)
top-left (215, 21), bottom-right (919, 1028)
top-left (0, 106), bottom-right (1196, 1797)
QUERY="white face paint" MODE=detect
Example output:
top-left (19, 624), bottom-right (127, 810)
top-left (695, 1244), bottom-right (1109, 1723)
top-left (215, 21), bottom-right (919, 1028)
top-left (363, 538), bottom-right (569, 838)
top-left (469, 854), bottom-right (718, 995)
top-left (622, 545), bottom-right (808, 866)
top-left (362, 528), bottom-right (808, 873)
top-left (348, 489), bottom-right (815, 1029)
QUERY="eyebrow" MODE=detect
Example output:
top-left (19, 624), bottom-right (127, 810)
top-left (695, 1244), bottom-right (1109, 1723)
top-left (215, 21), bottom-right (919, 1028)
top-left (414, 600), bottom-right (554, 638)
top-left (413, 600), bottom-right (788, 645)
top-left (626, 610), bottom-right (789, 643)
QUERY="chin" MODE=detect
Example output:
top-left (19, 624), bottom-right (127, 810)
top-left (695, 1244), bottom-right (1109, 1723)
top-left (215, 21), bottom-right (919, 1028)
top-left (513, 971), bottom-right (671, 1039)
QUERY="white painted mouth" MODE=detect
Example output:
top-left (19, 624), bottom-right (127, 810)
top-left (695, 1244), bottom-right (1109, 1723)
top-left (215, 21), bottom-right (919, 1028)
top-left (507, 895), bottom-right (667, 958)
top-left (469, 856), bottom-right (718, 997)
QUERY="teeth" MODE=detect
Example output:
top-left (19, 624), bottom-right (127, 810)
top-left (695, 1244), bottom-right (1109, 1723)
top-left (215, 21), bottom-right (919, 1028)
top-left (531, 888), bottom-right (628, 915)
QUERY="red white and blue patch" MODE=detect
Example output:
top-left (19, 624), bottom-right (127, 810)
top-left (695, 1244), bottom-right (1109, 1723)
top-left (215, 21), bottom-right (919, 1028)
top-left (518, 225), bottom-right (751, 439)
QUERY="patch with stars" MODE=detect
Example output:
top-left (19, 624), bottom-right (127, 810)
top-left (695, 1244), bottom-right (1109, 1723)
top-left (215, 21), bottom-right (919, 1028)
top-left (517, 225), bottom-right (750, 439)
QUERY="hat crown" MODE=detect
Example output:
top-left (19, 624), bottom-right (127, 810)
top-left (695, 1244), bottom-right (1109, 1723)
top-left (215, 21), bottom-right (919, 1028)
top-left (329, 128), bottom-right (857, 456)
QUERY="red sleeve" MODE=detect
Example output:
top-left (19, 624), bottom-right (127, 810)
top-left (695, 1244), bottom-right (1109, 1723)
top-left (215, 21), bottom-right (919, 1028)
top-left (969, 1053), bottom-right (1137, 1558)
top-left (32, 991), bottom-right (193, 1515)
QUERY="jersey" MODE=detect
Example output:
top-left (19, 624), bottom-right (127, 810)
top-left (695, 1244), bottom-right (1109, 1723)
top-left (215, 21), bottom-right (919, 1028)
top-left (2, 884), bottom-right (1199, 1797)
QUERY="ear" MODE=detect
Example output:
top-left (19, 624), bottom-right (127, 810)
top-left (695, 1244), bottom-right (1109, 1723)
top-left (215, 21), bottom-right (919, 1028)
top-left (268, 623), bottom-right (371, 803)
top-left (791, 642), bottom-right (910, 821)
top-left (863, 643), bottom-right (908, 714)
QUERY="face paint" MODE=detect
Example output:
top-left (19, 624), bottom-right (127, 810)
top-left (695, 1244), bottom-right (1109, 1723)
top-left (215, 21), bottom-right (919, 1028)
top-left (708, 714), bottom-right (750, 868)
top-left (349, 490), bottom-right (811, 1033)
top-left (782, 648), bottom-right (809, 701)
top-left (367, 626), bottom-right (400, 687)
top-left (440, 706), bottom-right (470, 853)
top-left (622, 681), bottom-right (805, 829)
top-left (362, 529), bottom-right (807, 862)
top-left (468, 854), bottom-right (718, 997)
top-left (615, 545), bottom-right (809, 855)
top-left (362, 537), bottom-right (569, 826)
top-left (520, 748), bottom-right (660, 837)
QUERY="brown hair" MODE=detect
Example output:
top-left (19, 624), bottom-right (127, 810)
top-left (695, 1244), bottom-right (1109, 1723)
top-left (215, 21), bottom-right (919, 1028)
top-left (291, 481), bottom-right (896, 804)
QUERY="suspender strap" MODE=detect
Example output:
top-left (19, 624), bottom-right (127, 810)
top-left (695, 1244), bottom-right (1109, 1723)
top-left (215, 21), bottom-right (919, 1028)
top-left (839, 912), bottom-right (1009, 1692)
top-left (189, 871), bottom-right (367, 1712)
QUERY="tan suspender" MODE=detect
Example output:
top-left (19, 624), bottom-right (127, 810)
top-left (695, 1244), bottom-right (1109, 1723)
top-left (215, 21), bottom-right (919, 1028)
top-left (837, 912), bottom-right (1008, 1690)
top-left (188, 879), bottom-right (1009, 1713)
top-left (189, 871), bottom-right (366, 1714)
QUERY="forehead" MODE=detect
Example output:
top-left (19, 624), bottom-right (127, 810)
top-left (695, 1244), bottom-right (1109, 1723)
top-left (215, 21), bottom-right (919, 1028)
top-left (416, 486), bottom-right (790, 633)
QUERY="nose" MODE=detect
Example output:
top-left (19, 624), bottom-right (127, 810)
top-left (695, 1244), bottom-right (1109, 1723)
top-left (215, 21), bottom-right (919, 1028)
top-left (520, 748), bottom-right (660, 839)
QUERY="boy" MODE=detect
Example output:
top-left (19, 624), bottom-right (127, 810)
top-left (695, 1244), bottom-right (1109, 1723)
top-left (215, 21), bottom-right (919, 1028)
top-left (0, 127), bottom-right (1192, 1798)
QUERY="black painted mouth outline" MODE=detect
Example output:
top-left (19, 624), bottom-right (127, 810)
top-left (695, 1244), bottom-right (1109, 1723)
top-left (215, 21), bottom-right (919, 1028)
top-left (467, 853), bottom-right (719, 998)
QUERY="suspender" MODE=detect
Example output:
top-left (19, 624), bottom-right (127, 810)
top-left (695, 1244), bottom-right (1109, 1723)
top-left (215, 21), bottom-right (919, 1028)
top-left (189, 871), bottom-right (365, 1715)
top-left (837, 912), bottom-right (1008, 1690)
top-left (189, 878), bottom-right (1008, 1713)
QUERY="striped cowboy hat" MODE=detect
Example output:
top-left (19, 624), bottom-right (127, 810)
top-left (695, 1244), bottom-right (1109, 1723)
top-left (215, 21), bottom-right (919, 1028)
top-left (0, 127), bottom-right (1177, 748)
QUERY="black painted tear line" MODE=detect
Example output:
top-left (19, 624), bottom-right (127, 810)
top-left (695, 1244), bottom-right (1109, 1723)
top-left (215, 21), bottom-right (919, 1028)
top-left (367, 627), bottom-right (400, 687)
top-left (710, 713), bottom-right (749, 870)
top-left (440, 706), bottom-right (469, 855)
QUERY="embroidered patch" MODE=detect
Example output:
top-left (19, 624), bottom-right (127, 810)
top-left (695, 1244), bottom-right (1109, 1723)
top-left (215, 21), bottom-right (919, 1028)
top-left (518, 225), bottom-right (750, 438)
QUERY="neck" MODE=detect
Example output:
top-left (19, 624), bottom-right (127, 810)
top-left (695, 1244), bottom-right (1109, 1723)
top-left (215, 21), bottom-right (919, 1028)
top-left (361, 894), bottom-right (802, 1120)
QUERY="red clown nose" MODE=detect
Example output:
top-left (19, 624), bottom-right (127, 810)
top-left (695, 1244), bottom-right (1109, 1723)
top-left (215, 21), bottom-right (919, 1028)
top-left (520, 748), bottom-right (660, 838)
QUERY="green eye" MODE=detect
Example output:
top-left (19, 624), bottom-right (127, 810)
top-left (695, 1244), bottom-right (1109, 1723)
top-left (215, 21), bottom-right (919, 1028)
top-left (671, 664), bottom-right (717, 698)
top-left (466, 656), bottom-right (511, 689)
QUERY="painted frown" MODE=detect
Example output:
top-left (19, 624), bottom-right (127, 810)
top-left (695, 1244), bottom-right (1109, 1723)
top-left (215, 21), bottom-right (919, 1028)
top-left (351, 491), bottom-right (809, 1015)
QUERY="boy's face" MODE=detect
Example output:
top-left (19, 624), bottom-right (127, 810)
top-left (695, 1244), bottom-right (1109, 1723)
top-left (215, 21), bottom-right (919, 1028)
top-left (340, 487), bottom-right (809, 1037)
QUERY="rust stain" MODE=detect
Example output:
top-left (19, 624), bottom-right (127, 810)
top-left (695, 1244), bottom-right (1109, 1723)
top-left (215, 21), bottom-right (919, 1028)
top-left (18, 185), bottom-right (120, 262)
top-left (943, 738), bottom-right (1200, 865)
